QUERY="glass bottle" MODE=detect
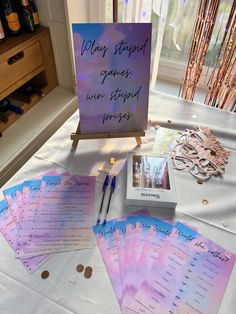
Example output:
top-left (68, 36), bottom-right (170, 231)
top-left (28, 0), bottom-right (39, 28)
top-left (0, 0), bottom-right (20, 36)
top-left (20, 0), bottom-right (35, 32)
top-left (0, 18), bottom-right (5, 41)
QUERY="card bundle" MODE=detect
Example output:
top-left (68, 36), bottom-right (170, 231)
top-left (93, 212), bottom-right (235, 314)
top-left (0, 170), bottom-right (96, 273)
top-left (126, 154), bottom-right (177, 209)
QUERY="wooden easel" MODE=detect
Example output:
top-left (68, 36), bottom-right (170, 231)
top-left (71, 122), bottom-right (145, 149)
top-left (71, 2), bottom-right (145, 149)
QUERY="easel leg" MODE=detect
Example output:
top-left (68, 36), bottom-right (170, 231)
top-left (135, 137), bottom-right (142, 146)
top-left (71, 122), bottom-right (81, 149)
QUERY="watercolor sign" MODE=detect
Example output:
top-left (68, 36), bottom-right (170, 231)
top-left (72, 23), bottom-right (152, 134)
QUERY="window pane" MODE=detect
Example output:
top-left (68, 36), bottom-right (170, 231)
top-left (160, 0), bottom-right (198, 64)
top-left (205, 0), bottom-right (234, 68)
top-left (160, 0), bottom-right (234, 68)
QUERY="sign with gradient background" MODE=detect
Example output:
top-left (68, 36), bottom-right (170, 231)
top-left (72, 23), bottom-right (151, 134)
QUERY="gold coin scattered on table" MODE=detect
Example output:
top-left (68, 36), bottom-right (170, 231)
top-left (109, 157), bottom-right (116, 165)
top-left (202, 199), bottom-right (209, 205)
top-left (41, 270), bottom-right (49, 279)
top-left (84, 266), bottom-right (93, 279)
top-left (76, 264), bottom-right (84, 273)
top-left (197, 180), bottom-right (203, 185)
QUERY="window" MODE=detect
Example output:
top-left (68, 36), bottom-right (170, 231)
top-left (105, 0), bottom-right (234, 88)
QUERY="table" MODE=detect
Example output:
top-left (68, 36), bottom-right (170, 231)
top-left (0, 91), bottom-right (235, 314)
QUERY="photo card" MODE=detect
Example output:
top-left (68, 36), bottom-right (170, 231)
top-left (126, 154), bottom-right (177, 208)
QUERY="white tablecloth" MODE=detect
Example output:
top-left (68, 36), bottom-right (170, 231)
top-left (0, 91), bottom-right (235, 314)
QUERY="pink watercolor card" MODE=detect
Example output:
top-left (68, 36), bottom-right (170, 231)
top-left (127, 222), bottom-right (201, 313)
top-left (122, 218), bottom-right (174, 312)
top-left (115, 210), bottom-right (150, 295)
top-left (122, 216), bottom-right (165, 299)
top-left (3, 169), bottom-right (59, 228)
top-left (93, 210), bottom-right (149, 307)
top-left (164, 236), bottom-right (236, 314)
top-left (115, 216), bottom-right (145, 300)
top-left (20, 170), bottom-right (63, 228)
top-left (3, 183), bottom-right (23, 228)
top-left (93, 219), bottom-right (124, 305)
top-left (128, 222), bottom-right (235, 314)
top-left (121, 218), bottom-right (197, 314)
top-left (0, 199), bottom-right (52, 273)
top-left (16, 175), bottom-right (96, 258)
top-left (0, 170), bottom-right (77, 271)
top-left (16, 179), bottom-right (46, 257)
top-left (122, 216), bottom-right (145, 295)
top-left (115, 217), bottom-right (137, 299)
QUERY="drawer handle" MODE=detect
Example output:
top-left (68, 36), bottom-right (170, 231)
top-left (7, 51), bottom-right (24, 65)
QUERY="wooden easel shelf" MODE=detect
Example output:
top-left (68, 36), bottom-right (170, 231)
top-left (71, 122), bottom-right (145, 148)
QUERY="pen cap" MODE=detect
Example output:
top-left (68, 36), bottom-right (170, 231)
top-left (111, 176), bottom-right (116, 192)
top-left (102, 175), bottom-right (109, 192)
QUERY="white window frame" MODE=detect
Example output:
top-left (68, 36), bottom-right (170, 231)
top-left (158, 58), bottom-right (215, 89)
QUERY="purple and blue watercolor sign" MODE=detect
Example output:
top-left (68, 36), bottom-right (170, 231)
top-left (72, 23), bottom-right (152, 134)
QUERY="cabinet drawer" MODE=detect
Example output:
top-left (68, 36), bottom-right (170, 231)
top-left (0, 42), bottom-right (44, 94)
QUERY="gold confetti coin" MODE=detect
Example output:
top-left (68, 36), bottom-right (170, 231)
top-left (76, 264), bottom-right (84, 273)
top-left (202, 199), bottom-right (209, 205)
top-left (41, 270), bottom-right (49, 279)
top-left (109, 157), bottom-right (116, 165)
top-left (84, 266), bottom-right (93, 279)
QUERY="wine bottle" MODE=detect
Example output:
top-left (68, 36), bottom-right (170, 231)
top-left (28, 0), bottom-right (39, 28)
top-left (19, 84), bottom-right (45, 97)
top-left (0, 18), bottom-right (5, 41)
top-left (0, 98), bottom-right (24, 115)
top-left (11, 90), bottom-right (31, 104)
top-left (0, 0), bottom-right (21, 36)
top-left (19, 0), bottom-right (35, 33)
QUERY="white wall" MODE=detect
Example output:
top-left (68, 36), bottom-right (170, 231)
top-left (36, 0), bottom-right (106, 91)
top-left (63, 0), bottom-right (106, 90)
top-left (36, 0), bottom-right (74, 90)
top-left (63, 0), bottom-right (90, 91)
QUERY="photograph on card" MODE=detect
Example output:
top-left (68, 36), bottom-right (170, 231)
top-left (132, 155), bottom-right (170, 190)
top-left (127, 154), bottom-right (177, 209)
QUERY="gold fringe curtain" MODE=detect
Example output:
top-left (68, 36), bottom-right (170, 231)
top-left (205, 0), bottom-right (236, 111)
top-left (181, 0), bottom-right (220, 101)
top-left (181, 0), bottom-right (236, 112)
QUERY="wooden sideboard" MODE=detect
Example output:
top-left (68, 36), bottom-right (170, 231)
top-left (0, 27), bottom-right (58, 137)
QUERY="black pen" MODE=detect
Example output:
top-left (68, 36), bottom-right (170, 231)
top-left (96, 175), bottom-right (109, 224)
top-left (103, 176), bottom-right (116, 225)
